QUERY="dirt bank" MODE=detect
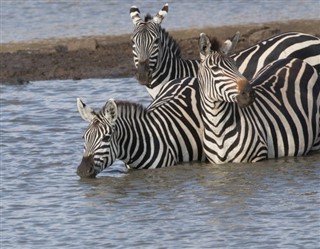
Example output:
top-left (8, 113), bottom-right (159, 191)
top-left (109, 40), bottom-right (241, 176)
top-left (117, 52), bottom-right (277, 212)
top-left (1, 19), bottom-right (319, 84)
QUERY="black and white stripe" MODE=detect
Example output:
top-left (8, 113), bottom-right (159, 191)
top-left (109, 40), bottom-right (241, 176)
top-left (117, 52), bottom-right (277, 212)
top-left (76, 77), bottom-right (205, 177)
top-left (198, 33), bottom-right (320, 164)
top-left (130, 4), bottom-right (198, 98)
top-left (231, 31), bottom-right (320, 78)
top-left (130, 4), bottom-right (320, 99)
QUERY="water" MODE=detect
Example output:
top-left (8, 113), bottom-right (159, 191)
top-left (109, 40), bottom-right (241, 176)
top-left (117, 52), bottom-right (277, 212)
top-left (2, 1), bottom-right (320, 247)
top-left (1, 78), bottom-right (320, 248)
top-left (2, 0), bottom-right (320, 43)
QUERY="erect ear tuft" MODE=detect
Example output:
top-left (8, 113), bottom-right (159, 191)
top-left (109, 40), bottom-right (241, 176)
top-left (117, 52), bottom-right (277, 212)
top-left (221, 31), bottom-right (240, 55)
top-left (104, 99), bottom-right (118, 123)
top-left (199, 33), bottom-right (211, 59)
top-left (77, 98), bottom-right (96, 122)
top-left (130, 5), bottom-right (141, 25)
top-left (153, 3), bottom-right (168, 24)
top-left (162, 3), bottom-right (169, 13)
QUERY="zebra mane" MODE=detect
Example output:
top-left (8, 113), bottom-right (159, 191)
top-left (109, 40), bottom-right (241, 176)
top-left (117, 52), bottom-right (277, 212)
top-left (144, 14), bottom-right (152, 22)
top-left (162, 28), bottom-right (182, 57)
top-left (143, 14), bottom-right (182, 58)
top-left (113, 100), bottom-right (147, 116)
top-left (208, 36), bottom-right (222, 52)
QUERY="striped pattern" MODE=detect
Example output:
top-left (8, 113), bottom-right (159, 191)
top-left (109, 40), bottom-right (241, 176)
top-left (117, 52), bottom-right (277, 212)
top-left (131, 4), bottom-right (320, 98)
top-left (231, 31), bottom-right (320, 79)
top-left (198, 34), bottom-right (320, 163)
top-left (130, 4), bottom-right (198, 98)
top-left (76, 77), bottom-right (205, 177)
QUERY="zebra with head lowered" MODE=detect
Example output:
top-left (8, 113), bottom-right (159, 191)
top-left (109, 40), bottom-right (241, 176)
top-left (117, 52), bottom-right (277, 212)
top-left (130, 3), bottom-right (320, 98)
top-left (76, 77), bottom-right (204, 178)
top-left (197, 33), bottom-right (320, 164)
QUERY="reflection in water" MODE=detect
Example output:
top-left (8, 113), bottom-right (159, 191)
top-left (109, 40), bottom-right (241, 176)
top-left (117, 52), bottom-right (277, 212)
top-left (1, 79), bottom-right (320, 248)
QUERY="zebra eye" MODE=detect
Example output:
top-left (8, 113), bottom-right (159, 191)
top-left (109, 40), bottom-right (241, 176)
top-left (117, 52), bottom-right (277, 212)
top-left (211, 66), bottom-right (220, 72)
top-left (153, 38), bottom-right (160, 45)
top-left (101, 135), bottom-right (110, 143)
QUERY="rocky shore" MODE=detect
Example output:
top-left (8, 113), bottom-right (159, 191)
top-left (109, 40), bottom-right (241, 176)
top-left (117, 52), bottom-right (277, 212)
top-left (1, 19), bottom-right (319, 84)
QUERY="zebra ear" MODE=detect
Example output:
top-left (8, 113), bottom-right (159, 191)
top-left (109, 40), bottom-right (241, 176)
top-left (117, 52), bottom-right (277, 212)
top-left (130, 5), bottom-right (141, 25)
top-left (199, 33), bottom-right (211, 59)
top-left (221, 31), bottom-right (240, 55)
top-left (104, 99), bottom-right (118, 123)
top-left (153, 3), bottom-right (168, 24)
top-left (77, 98), bottom-right (96, 122)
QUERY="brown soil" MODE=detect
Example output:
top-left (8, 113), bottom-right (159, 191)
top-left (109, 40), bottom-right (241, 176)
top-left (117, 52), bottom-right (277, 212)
top-left (1, 19), bottom-right (319, 84)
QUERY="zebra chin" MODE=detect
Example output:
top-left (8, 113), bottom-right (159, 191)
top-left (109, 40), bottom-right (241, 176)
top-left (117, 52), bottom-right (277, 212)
top-left (76, 155), bottom-right (98, 178)
top-left (135, 71), bottom-right (152, 87)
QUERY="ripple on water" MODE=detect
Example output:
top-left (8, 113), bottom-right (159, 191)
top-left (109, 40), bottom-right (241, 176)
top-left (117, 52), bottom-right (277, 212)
top-left (1, 79), bottom-right (320, 248)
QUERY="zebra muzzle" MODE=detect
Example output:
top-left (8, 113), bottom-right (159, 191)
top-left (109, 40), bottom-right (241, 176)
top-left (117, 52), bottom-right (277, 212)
top-left (236, 79), bottom-right (255, 108)
top-left (136, 59), bottom-right (151, 86)
top-left (77, 155), bottom-right (97, 178)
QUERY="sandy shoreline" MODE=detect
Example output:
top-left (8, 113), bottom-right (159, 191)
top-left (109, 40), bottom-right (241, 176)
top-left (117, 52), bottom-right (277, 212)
top-left (1, 19), bottom-right (319, 84)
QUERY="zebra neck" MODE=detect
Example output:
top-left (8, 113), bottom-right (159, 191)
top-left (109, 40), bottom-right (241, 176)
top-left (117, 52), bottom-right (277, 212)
top-left (113, 103), bottom-right (157, 167)
top-left (151, 31), bottom-right (199, 89)
top-left (201, 100), bottom-right (246, 163)
top-left (202, 100), bottom-right (240, 141)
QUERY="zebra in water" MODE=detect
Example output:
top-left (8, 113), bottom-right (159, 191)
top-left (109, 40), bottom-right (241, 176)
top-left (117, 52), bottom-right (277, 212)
top-left (130, 3), bottom-right (320, 98)
top-left (197, 33), bottom-right (320, 164)
top-left (76, 77), bottom-right (204, 178)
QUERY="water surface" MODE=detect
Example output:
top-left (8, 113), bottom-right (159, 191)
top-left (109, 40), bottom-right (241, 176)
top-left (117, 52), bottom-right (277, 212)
top-left (1, 78), bottom-right (320, 248)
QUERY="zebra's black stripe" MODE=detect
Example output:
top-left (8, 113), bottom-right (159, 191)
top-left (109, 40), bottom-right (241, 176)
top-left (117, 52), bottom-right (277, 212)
top-left (232, 32), bottom-right (320, 78)
top-left (198, 34), bottom-right (320, 164)
top-left (76, 77), bottom-right (205, 177)
top-left (131, 4), bottom-right (320, 99)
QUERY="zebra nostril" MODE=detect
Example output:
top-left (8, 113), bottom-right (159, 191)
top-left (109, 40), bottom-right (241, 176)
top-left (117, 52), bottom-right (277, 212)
top-left (77, 155), bottom-right (97, 178)
top-left (139, 59), bottom-right (148, 65)
top-left (237, 86), bottom-right (255, 108)
top-left (136, 60), bottom-right (151, 85)
top-left (138, 58), bottom-right (149, 69)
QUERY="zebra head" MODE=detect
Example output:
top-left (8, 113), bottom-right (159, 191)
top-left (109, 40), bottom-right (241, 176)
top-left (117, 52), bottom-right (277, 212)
top-left (130, 4), bottom-right (168, 86)
top-left (76, 98), bottom-right (118, 178)
top-left (198, 33), bottom-right (255, 108)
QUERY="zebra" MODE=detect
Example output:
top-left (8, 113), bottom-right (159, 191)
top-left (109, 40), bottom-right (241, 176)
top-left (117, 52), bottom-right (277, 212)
top-left (130, 3), bottom-right (198, 98)
top-left (130, 3), bottom-right (320, 98)
top-left (76, 77), bottom-right (205, 178)
top-left (232, 31), bottom-right (320, 79)
top-left (197, 32), bottom-right (320, 164)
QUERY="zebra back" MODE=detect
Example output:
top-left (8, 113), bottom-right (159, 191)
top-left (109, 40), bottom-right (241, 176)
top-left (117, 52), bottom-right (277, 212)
top-left (231, 31), bottom-right (320, 79)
